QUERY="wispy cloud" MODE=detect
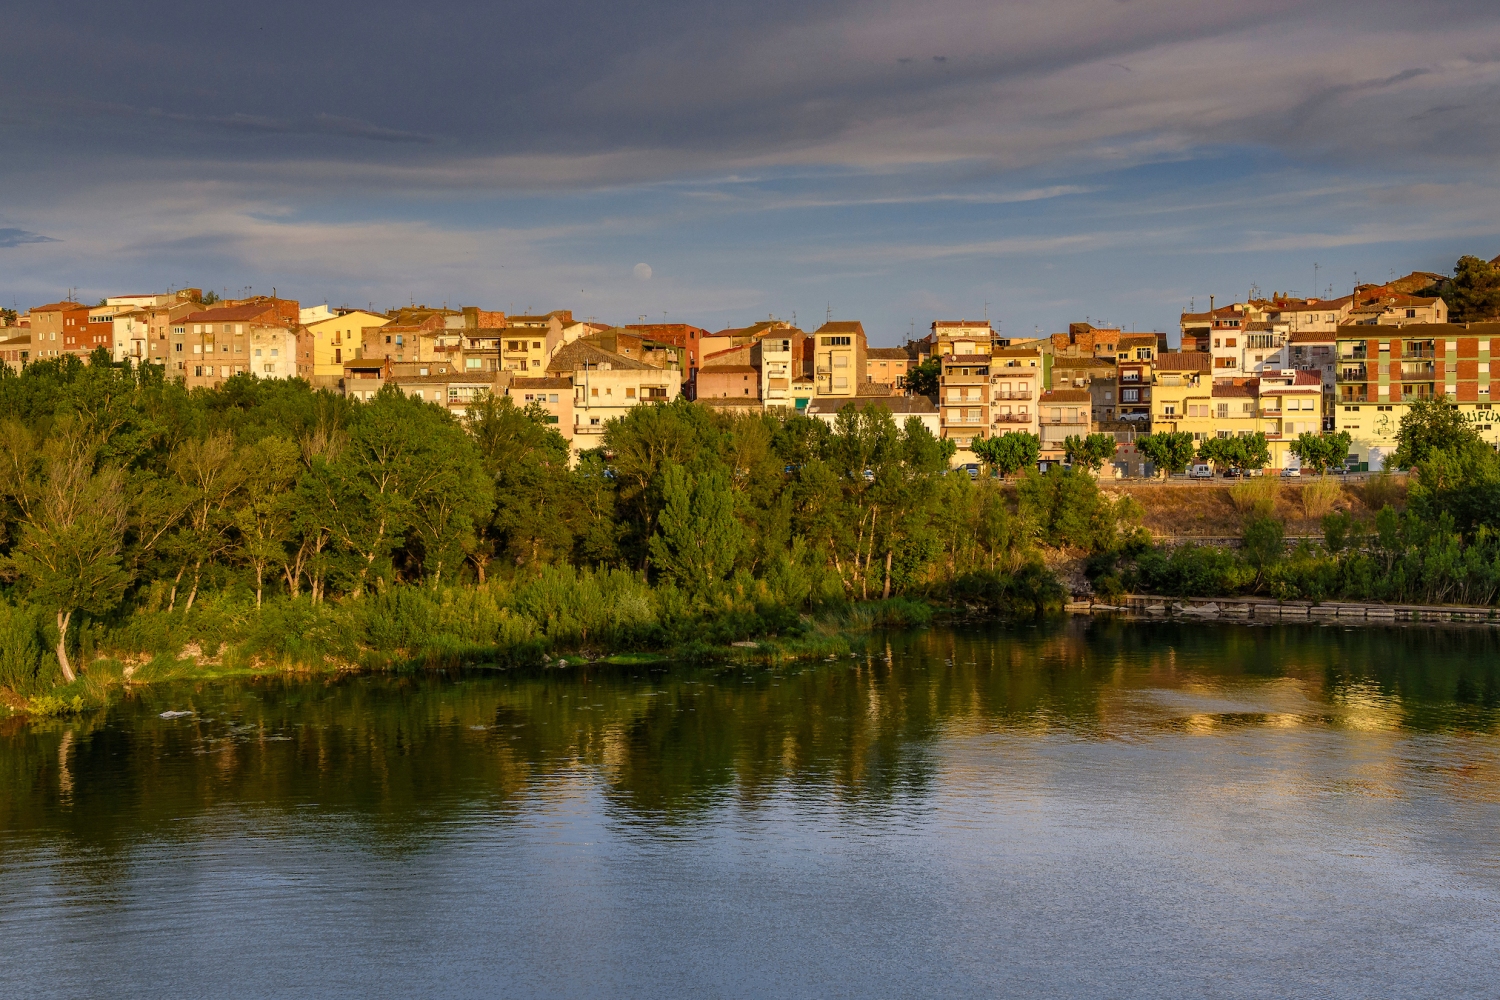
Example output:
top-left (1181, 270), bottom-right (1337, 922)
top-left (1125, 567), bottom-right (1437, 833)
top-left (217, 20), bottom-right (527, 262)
top-left (0, 228), bottom-right (56, 248)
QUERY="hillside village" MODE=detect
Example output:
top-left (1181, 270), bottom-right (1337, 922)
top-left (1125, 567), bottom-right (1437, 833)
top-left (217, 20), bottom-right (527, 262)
top-left (4, 254), bottom-right (1499, 475)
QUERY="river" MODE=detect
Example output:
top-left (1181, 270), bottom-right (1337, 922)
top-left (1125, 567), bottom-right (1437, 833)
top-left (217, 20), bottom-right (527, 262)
top-left (3, 618), bottom-right (1499, 998)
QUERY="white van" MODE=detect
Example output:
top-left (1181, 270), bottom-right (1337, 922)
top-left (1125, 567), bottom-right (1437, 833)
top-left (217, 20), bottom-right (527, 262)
top-left (1188, 463), bottom-right (1214, 480)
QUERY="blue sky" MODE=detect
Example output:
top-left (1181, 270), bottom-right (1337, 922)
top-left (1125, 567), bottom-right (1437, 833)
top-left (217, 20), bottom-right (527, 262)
top-left (4, 0), bottom-right (1499, 345)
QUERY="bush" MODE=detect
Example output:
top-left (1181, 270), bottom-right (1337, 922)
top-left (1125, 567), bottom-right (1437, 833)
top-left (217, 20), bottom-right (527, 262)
top-left (1301, 476), bottom-right (1342, 519)
top-left (1230, 476), bottom-right (1280, 519)
top-left (0, 600), bottom-right (58, 697)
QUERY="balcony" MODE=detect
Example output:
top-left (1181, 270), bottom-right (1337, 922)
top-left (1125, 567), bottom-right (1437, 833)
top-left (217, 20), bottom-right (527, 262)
top-left (1339, 348), bottom-right (1368, 361)
top-left (1400, 361), bottom-right (1435, 378)
top-left (992, 412), bottom-right (1032, 423)
top-left (991, 390), bottom-right (1032, 400)
top-left (1339, 365), bottom-right (1367, 382)
top-left (1338, 389), bottom-right (1368, 403)
top-left (1402, 343), bottom-right (1436, 359)
top-left (942, 371), bottom-right (989, 384)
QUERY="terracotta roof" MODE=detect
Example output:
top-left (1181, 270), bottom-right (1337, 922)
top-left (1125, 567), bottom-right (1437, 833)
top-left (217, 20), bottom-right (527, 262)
top-left (392, 373), bottom-right (494, 386)
top-left (1289, 330), bottom-right (1335, 344)
top-left (1211, 381), bottom-right (1260, 398)
top-left (29, 301), bottom-right (87, 314)
top-left (702, 345), bottom-right (754, 363)
top-left (547, 340), bottom-right (657, 373)
top-left (699, 364), bottom-right (758, 374)
top-left (698, 398), bottom-right (764, 410)
top-left (1040, 389), bottom-right (1091, 403)
top-left (1117, 332), bottom-right (1158, 345)
top-left (1155, 352), bottom-right (1212, 372)
top-left (867, 347), bottom-right (910, 360)
top-left (179, 304), bottom-right (286, 324)
top-left (856, 382), bottom-right (893, 396)
top-left (806, 396), bottom-right (937, 416)
top-left (816, 321), bottom-right (865, 335)
top-left (510, 377), bottom-right (572, 389)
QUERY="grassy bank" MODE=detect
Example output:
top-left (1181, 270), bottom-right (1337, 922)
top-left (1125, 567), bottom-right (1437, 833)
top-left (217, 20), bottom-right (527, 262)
top-left (3, 564), bottom-right (1061, 718)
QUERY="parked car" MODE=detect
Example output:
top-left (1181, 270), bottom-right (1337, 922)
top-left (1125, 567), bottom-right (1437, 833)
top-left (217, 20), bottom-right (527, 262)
top-left (1280, 467), bottom-right (1302, 478)
top-left (1221, 468), bottom-right (1243, 479)
top-left (960, 463), bottom-right (979, 480)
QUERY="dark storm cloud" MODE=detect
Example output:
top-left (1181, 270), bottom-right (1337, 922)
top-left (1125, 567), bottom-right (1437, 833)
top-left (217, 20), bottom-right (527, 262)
top-left (0, 229), bottom-right (57, 248)
top-left (8, 0), bottom-right (1500, 181)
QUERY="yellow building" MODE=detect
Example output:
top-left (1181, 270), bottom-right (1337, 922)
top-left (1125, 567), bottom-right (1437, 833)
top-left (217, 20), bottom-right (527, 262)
top-left (1149, 353), bottom-right (1214, 441)
top-left (300, 310), bottom-right (388, 385)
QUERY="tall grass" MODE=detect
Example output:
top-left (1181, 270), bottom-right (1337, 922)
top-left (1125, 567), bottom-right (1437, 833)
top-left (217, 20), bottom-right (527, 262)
top-left (1301, 476), bottom-right (1342, 519)
top-left (1230, 476), bottom-right (1281, 519)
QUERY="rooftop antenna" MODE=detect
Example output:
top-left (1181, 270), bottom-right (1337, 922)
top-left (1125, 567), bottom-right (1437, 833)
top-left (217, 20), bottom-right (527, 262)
top-left (984, 300), bottom-right (989, 322)
top-left (826, 302), bottom-right (832, 324)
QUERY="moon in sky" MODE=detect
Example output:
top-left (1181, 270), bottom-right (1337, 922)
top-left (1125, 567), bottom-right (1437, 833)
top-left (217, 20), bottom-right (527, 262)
top-left (633, 262), bottom-right (652, 280)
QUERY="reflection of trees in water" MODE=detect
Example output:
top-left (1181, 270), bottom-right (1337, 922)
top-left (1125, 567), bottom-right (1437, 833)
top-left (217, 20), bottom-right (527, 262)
top-left (3, 621), bottom-right (1498, 853)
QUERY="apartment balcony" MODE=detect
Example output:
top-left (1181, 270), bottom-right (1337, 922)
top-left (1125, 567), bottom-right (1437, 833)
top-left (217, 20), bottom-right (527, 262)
top-left (992, 413), bottom-right (1032, 424)
top-left (1402, 344), bottom-right (1436, 359)
top-left (991, 389), bottom-right (1032, 400)
top-left (1338, 365), bottom-right (1367, 382)
top-left (1338, 389), bottom-right (1369, 403)
top-left (942, 372), bottom-right (989, 385)
top-left (1400, 361), bottom-right (1436, 378)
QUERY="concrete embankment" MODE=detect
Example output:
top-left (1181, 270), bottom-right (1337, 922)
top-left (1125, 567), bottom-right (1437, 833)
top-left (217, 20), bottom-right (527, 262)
top-left (1067, 594), bottom-right (1499, 626)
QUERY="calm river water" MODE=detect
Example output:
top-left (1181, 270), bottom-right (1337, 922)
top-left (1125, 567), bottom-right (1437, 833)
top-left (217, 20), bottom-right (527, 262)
top-left (4, 619), bottom-right (1500, 998)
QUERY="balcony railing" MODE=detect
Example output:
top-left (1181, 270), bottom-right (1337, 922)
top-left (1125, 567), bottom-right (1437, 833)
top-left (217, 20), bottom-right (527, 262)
top-left (991, 389), bottom-right (1033, 399)
top-left (1403, 344), bottom-right (1436, 359)
top-left (1339, 365), bottom-right (1367, 381)
top-left (1400, 362), bottom-right (1435, 378)
top-left (992, 413), bottom-right (1031, 423)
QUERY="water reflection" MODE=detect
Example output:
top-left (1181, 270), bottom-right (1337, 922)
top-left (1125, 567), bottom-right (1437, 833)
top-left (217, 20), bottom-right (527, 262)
top-left (4, 618), bottom-right (1498, 848)
top-left (5, 618), bottom-right (1500, 999)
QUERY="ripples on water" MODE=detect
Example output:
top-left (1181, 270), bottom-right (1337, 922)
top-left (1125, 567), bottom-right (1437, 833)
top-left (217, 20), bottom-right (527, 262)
top-left (3, 619), bottom-right (1500, 998)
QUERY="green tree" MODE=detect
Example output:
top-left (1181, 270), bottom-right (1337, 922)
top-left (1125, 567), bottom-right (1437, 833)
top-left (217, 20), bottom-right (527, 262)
top-left (1444, 255), bottom-right (1500, 323)
top-left (1392, 395), bottom-right (1489, 470)
top-left (1241, 515), bottom-right (1284, 588)
top-left (1063, 432), bottom-right (1118, 473)
top-left (904, 357), bottom-right (940, 398)
top-left (972, 432), bottom-right (1039, 478)
top-left (4, 434), bottom-right (130, 682)
top-left (1136, 431), bottom-right (1196, 476)
top-left (648, 463), bottom-right (742, 597)
top-left (1289, 431), bottom-right (1352, 474)
top-left (233, 436), bottom-right (300, 607)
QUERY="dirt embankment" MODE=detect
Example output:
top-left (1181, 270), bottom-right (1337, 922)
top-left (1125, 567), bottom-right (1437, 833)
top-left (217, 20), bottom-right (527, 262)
top-left (1104, 475), bottom-right (1408, 540)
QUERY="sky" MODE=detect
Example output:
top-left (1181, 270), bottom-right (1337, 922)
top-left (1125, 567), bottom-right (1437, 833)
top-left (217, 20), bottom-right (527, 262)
top-left (4, 0), bottom-right (1500, 345)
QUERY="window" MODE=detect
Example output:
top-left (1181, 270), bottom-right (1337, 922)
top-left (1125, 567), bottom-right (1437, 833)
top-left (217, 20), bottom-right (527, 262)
top-left (255, 349), bottom-right (262, 357)
top-left (591, 387), bottom-right (599, 397)
top-left (193, 344), bottom-right (202, 354)
top-left (1050, 408), bottom-right (1061, 421)
top-left (466, 359), bottom-right (482, 369)
top-left (548, 393), bottom-right (558, 403)
top-left (834, 376), bottom-right (847, 388)
top-left (626, 387), bottom-right (636, 398)
top-left (834, 355), bottom-right (847, 368)
top-left (1066, 409), bottom-right (1079, 422)
top-left (1164, 405), bottom-right (1176, 415)
top-left (822, 336), bottom-right (851, 346)
top-left (1121, 389), bottom-right (1137, 402)
top-left (270, 349), bottom-right (278, 357)
top-left (1216, 403), bottom-right (1229, 418)
top-left (533, 341), bottom-right (541, 349)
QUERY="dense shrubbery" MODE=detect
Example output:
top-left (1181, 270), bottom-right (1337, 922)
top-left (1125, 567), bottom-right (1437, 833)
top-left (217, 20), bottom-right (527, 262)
top-left (1092, 398), bottom-right (1500, 605)
top-left (0, 355), bottom-right (1146, 698)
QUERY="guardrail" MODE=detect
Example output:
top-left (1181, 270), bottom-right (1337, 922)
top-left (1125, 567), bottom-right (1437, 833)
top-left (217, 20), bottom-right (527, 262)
top-left (1070, 594), bottom-right (1498, 625)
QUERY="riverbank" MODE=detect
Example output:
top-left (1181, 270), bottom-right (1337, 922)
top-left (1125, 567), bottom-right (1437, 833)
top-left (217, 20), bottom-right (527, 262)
top-left (5, 594), bottom-right (972, 719)
top-left (1069, 593), bottom-right (1500, 626)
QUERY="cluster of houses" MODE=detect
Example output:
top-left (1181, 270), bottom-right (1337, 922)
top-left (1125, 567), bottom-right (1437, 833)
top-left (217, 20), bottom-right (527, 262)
top-left (3, 268), bottom-right (1497, 473)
